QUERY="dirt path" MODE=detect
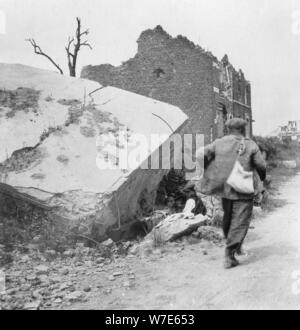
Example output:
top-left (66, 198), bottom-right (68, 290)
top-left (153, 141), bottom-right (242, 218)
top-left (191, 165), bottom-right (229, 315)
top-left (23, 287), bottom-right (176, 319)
top-left (72, 173), bottom-right (300, 310)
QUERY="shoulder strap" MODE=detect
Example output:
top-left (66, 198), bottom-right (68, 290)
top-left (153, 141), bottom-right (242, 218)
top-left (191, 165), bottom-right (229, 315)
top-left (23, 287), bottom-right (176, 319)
top-left (237, 138), bottom-right (246, 157)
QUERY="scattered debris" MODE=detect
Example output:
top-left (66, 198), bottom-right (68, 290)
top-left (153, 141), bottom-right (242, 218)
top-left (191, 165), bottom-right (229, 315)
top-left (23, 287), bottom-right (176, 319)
top-left (108, 275), bottom-right (115, 281)
top-left (34, 265), bottom-right (49, 275)
top-left (147, 213), bottom-right (208, 243)
top-left (65, 291), bottom-right (85, 303)
top-left (195, 226), bottom-right (223, 244)
top-left (113, 271), bottom-right (123, 277)
top-left (102, 239), bottom-right (115, 249)
top-left (83, 286), bottom-right (92, 293)
top-left (23, 301), bottom-right (41, 310)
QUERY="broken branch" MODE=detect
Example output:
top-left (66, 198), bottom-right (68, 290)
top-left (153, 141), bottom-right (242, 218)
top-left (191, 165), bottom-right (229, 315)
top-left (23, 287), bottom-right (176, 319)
top-left (26, 38), bottom-right (64, 75)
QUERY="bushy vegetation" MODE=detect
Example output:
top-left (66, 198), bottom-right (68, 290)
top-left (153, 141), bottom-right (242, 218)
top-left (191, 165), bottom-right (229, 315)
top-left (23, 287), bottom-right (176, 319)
top-left (0, 87), bottom-right (40, 118)
top-left (254, 136), bottom-right (300, 163)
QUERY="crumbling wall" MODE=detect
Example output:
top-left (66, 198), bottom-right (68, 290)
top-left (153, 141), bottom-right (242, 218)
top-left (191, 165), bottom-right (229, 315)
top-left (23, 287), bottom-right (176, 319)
top-left (81, 25), bottom-right (253, 143)
top-left (82, 26), bottom-right (216, 144)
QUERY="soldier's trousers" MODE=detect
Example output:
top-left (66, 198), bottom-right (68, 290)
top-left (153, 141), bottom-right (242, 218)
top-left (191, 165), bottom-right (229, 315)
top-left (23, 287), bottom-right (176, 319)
top-left (222, 199), bottom-right (254, 252)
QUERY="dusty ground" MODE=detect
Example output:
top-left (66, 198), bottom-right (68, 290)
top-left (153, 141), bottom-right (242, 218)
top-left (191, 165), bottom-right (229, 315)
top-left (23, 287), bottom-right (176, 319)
top-left (69, 171), bottom-right (300, 310)
top-left (2, 168), bottom-right (300, 310)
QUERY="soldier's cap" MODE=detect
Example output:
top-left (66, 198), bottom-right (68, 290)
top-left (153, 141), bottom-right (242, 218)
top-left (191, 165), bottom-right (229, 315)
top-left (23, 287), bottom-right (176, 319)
top-left (225, 118), bottom-right (248, 130)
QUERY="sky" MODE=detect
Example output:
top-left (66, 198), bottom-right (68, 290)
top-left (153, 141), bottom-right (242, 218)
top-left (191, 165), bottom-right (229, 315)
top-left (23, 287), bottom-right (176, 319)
top-left (0, 0), bottom-right (300, 135)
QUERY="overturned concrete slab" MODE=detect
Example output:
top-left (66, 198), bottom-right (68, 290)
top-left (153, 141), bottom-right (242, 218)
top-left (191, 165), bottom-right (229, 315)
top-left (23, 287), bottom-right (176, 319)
top-left (0, 64), bottom-right (188, 240)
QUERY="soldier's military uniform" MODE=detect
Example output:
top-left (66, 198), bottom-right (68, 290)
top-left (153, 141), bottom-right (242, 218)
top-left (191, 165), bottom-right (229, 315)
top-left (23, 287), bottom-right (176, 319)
top-left (199, 118), bottom-right (267, 268)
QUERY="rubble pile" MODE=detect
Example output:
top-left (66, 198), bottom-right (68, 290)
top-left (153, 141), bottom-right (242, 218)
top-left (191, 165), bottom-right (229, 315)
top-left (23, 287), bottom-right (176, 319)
top-left (0, 204), bottom-right (225, 310)
top-left (0, 240), bottom-right (135, 310)
top-left (0, 225), bottom-right (224, 311)
top-left (193, 226), bottom-right (224, 244)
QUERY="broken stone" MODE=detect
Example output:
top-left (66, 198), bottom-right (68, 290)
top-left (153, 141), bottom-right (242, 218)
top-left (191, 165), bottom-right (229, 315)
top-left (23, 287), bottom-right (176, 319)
top-left (65, 291), bottom-right (85, 303)
top-left (63, 250), bottom-right (76, 258)
top-left (112, 271), bottom-right (123, 277)
top-left (59, 283), bottom-right (70, 291)
top-left (83, 286), bottom-right (92, 293)
top-left (148, 213), bottom-right (207, 243)
top-left (35, 265), bottom-right (49, 275)
top-left (32, 236), bottom-right (42, 243)
top-left (122, 242), bottom-right (132, 250)
top-left (24, 301), bottom-right (41, 310)
top-left (108, 275), bottom-right (115, 281)
top-left (20, 255), bottom-right (31, 263)
top-left (129, 245), bottom-right (139, 255)
top-left (61, 269), bottom-right (70, 276)
top-left (26, 275), bottom-right (38, 281)
top-left (101, 239), bottom-right (115, 248)
top-left (21, 284), bottom-right (32, 291)
top-left (32, 290), bottom-right (43, 300)
top-left (96, 257), bottom-right (105, 264)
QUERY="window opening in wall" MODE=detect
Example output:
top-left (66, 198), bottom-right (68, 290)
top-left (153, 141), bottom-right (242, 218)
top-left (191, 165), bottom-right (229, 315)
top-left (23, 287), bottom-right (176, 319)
top-left (237, 84), bottom-right (242, 101)
top-left (153, 68), bottom-right (165, 78)
top-left (216, 103), bottom-right (228, 138)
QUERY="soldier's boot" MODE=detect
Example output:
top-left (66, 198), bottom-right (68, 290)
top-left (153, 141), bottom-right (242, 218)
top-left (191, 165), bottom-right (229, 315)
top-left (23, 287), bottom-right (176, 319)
top-left (224, 248), bottom-right (239, 269)
top-left (236, 243), bottom-right (249, 257)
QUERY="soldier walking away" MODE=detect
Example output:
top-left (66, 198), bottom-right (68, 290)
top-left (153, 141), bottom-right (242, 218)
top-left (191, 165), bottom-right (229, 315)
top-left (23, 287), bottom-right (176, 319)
top-left (198, 118), bottom-right (267, 269)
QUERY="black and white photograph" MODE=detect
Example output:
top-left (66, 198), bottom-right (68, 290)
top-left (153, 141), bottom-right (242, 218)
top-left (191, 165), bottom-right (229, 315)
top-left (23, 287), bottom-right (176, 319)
top-left (1, 0), bottom-right (300, 313)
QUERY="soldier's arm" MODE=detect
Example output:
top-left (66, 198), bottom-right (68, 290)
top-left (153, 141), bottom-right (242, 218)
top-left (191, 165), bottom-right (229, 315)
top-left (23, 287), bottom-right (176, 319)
top-left (196, 140), bottom-right (216, 170)
top-left (203, 141), bottom-right (216, 169)
top-left (252, 143), bottom-right (267, 181)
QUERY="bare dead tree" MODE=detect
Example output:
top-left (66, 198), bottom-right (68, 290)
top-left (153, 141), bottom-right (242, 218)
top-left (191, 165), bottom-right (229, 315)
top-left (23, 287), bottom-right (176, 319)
top-left (26, 38), bottom-right (64, 75)
top-left (26, 17), bottom-right (92, 77)
top-left (65, 17), bottom-right (92, 77)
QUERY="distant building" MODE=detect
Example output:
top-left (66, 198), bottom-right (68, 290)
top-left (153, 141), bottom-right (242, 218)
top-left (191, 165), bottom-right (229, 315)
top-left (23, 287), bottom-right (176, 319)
top-left (279, 121), bottom-right (300, 142)
top-left (81, 25), bottom-right (253, 144)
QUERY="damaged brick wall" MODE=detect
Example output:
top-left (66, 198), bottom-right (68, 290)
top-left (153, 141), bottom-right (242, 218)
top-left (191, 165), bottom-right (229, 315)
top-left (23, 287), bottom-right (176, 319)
top-left (81, 25), bottom-right (253, 143)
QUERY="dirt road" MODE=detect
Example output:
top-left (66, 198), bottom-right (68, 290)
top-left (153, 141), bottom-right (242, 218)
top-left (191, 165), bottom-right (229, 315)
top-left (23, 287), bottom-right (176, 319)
top-left (73, 173), bottom-right (300, 310)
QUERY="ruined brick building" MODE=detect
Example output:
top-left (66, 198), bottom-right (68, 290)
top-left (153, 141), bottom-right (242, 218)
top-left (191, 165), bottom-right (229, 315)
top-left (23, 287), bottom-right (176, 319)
top-left (81, 26), bottom-right (252, 144)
